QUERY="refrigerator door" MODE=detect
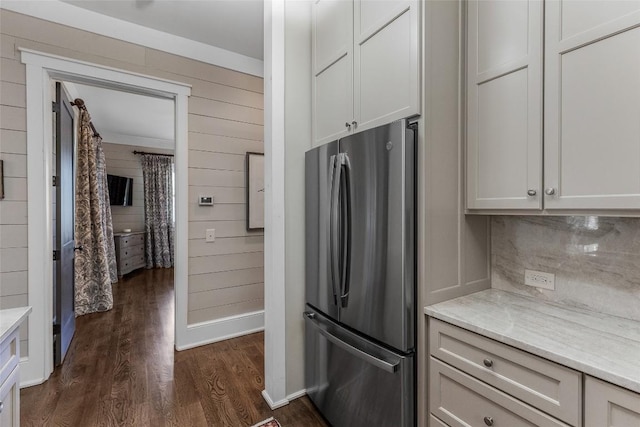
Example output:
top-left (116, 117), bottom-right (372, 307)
top-left (337, 119), bottom-right (416, 352)
top-left (305, 140), bottom-right (339, 319)
top-left (304, 307), bottom-right (414, 427)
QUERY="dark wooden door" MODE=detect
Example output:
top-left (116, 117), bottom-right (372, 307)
top-left (54, 82), bottom-right (76, 366)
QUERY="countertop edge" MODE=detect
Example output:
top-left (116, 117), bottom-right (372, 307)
top-left (0, 306), bottom-right (32, 345)
top-left (425, 309), bottom-right (640, 394)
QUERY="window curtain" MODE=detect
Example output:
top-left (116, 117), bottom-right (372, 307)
top-left (140, 154), bottom-right (174, 268)
top-left (75, 109), bottom-right (117, 316)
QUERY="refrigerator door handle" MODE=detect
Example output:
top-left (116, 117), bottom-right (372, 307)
top-left (304, 312), bottom-right (400, 374)
top-left (339, 153), bottom-right (352, 307)
top-left (329, 154), bottom-right (340, 305)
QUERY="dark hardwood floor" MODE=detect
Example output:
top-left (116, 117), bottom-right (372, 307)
top-left (21, 268), bottom-right (328, 427)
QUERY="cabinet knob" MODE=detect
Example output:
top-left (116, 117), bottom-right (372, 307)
top-left (527, 189), bottom-right (537, 196)
top-left (351, 120), bottom-right (358, 129)
top-left (545, 188), bottom-right (556, 196)
top-left (483, 358), bottom-right (493, 368)
top-left (484, 416), bottom-right (494, 426)
top-left (345, 122), bottom-right (351, 130)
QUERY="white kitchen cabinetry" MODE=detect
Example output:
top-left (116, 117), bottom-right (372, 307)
top-left (466, 0), bottom-right (543, 210)
top-left (467, 0), bottom-right (640, 212)
top-left (0, 307), bottom-right (30, 427)
top-left (584, 376), bottom-right (640, 427)
top-left (312, 0), bottom-right (420, 146)
top-left (429, 319), bottom-right (581, 426)
top-left (544, 1), bottom-right (640, 210)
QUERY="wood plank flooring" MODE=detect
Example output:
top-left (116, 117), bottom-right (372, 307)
top-left (21, 268), bottom-right (328, 427)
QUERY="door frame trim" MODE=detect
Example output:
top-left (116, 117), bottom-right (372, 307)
top-left (20, 48), bottom-right (191, 386)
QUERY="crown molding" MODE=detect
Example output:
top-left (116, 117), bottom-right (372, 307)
top-left (1, 0), bottom-right (264, 77)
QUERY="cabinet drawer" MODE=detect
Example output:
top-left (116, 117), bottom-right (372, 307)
top-left (0, 365), bottom-right (19, 427)
top-left (430, 357), bottom-right (570, 427)
top-left (121, 255), bottom-right (145, 274)
top-left (429, 319), bottom-right (581, 425)
top-left (119, 243), bottom-right (144, 259)
top-left (0, 330), bottom-right (18, 387)
top-left (584, 376), bottom-right (640, 427)
top-left (118, 233), bottom-right (144, 249)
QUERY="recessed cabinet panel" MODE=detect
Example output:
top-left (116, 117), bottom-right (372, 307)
top-left (358, 0), bottom-right (403, 35)
top-left (466, 0), bottom-right (542, 210)
top-left (545, 2), bottom-right (640, 210)
top-left (357, 7), bottom-right (416, 128)
top-left (584, 376), bottom-right (640, 427)
top-left (314, 55), bottom-right (353, 145)
top-left (559, 29), bottom-right (640, 198)
top-left (560, 1), bottom-right (640, 40)
top-left (312, 0), bottom-right (354, 146)
top-left (477, 0), bottom-right (529, 73)
top-left (313, 0), bottom-right (352, 72)
top-left (312, 0), bottom-right (420, 146)
top-left (430, 358), bottom-right (570, 427)
top-left (476, 69), bottom-right (530, 202)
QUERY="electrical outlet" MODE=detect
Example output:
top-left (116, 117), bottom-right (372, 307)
top-left (524, 269), bottom-right (555, 290)
top-left (206, 229), bottom-right (216, 243)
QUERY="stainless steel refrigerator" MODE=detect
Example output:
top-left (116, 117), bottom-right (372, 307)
top-left (304, 119), bottom-right (416, 427)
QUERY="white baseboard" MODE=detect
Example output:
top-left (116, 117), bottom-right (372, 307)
top-left (262, 389), bottom-right (290, 410)
top-left (175, 310), bottom-right (264, 351)
top-left (19, 356), bottom-right (46, 388)
top-left (261, 388), bottom-right (307, 410)
top-left (286, 389), bottom-right (307, 401)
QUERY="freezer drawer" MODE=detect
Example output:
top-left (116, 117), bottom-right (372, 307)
top-left (304, 308), bottom-right (414, 427)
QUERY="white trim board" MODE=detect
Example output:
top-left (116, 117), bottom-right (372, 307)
top-left (262, 0), bottom-right (288, 408)
top-left (261, 388), bottom-right (307, 411)
top-left (99, 132), bottom-right (174, 150)
top-left (175, 310), bottom-right (265, 351)
top-left (1, 0), bottom-right (264, 78)
top-left (19, 48), bottom-right (191, 387)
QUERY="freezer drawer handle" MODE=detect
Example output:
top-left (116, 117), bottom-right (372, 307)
top-left (304, 312), bottom-right (399, 374)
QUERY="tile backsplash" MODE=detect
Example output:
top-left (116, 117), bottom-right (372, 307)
top-left (491, 216), bottom-right (640, 321)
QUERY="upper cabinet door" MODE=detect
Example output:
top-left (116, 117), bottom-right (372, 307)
top-left (312, 0), bottom-right (354, 146)
top-left (544, 1), bottom-right (640, 209)
top-left (466, 0), bottom-right (543, 210)
top-left (353, 0), bottom-right (420, 131)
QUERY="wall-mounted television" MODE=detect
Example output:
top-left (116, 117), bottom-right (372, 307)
top-left (107, 174), bottom-right (133, 206)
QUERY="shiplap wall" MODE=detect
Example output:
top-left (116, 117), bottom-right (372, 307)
top-left (0, 10), bottom-right (265, 344)
top-left (0, 37), bottom-right (28, 355)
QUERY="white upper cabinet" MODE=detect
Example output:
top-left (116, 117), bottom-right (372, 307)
top-left (544, 0), bottom-right (640, 209)
top-left (312, 0), bottom-right (354, 145)
top-left (312, 0), bottom-right (420, 146)
top-left (467, 0), bottom-right (640, 212)
top-left (466, 0), bottom-right (543, 209)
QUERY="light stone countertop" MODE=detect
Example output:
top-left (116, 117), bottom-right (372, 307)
top-left (425, 289), bottom-right (640, 393)
top-left (0, 306), bottom-right (31, 344)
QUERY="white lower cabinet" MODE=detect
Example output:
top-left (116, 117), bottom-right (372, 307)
top-left (428, 319), bottom-right (579, 426)
top-left (0, 330), bottom-right (20, 427)
top-left (428, 318), bottom-right (640, 427)
top-left (584, 376), bottom-right (640, 427)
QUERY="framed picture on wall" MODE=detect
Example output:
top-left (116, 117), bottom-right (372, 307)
top-left (0, 160), bottom-right (4, 200)
top-left (246, 152), bottom-right (264, 231)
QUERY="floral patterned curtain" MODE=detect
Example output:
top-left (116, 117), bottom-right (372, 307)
top-left (140, 155), bottom-right (174, 268)
top-left (74, 109), bottom-right (117, 316)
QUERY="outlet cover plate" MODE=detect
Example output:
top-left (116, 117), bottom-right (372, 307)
top-left (206, 228), bottom-right (216, 242)
top-left (524, 269), bottom-right (555, 290)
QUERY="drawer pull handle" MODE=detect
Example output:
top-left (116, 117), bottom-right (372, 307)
top-left (484, 416), bottom-right (494, 426)
top-left (0, 400), bottom-right (3, 413)
top-left (483, 358), bottom-right (493, 368)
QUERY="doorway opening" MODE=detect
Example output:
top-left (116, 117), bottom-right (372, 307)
top-left (51, 79), bottom-right (178, 367)
top-left (20, 49), bottom-right (190, 385)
